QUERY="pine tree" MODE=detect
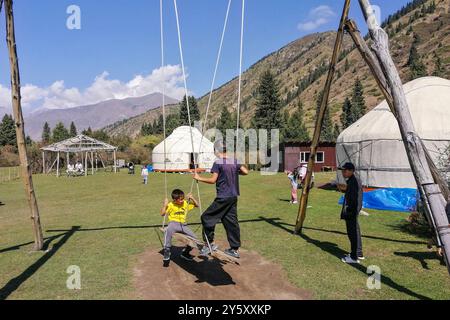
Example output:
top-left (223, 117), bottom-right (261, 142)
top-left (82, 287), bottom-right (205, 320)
top-left (82, 127), bottom-right (93, 137)
top-left (69, 121), bottom-right (77, 137)
top-left (179, 95), bottom-right (200, 126)
top-left (165, 113), bottom-right (181, 135)
top-left (141, 122), bottom-right (154, 136)
top-left (316, 91), bottom-right (335, 142)
top-left (0, 114), bottom-right (16, 147)
top-left (433, 54), bottom-right (445, 78)
top-left (282, 102), bottom-right (310, 143)
top-left (252, 70), bottom-right (282, 132)
top-left (350, 78), bottom-right (366, 121)
top-left (91, 130), bottom-right (109, 142)
top-left (333, 123), bottom-right (341, 140)
top-left (153, 115), bottom-right (164, 135)
top-left (408, 33), bottom-right (427, 79)
top-left (340, 97), bottom-right (353, 129)
top-left (216, 105), bottom-right (234, 133)
top-left (52, 122), bottom-right (70, 143)
top-left (41, 122), bottom-right (51, 144)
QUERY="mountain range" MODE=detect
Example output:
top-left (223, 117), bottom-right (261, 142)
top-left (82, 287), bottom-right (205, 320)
top-left (23, 93), bottom-right (178, 140)
top-left (105, 0), bottom-right (450, 138)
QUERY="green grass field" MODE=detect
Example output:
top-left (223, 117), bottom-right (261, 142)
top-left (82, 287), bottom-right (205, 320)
top-left (0, 169), bottom-right (449, 300)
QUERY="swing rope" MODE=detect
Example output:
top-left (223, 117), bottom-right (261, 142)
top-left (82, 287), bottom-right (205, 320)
top-left (160, 0), bottom-right (170, 232)
top-left (190, 0), bottom-right (232, 234)
top-left (173, 0), bottom-right (214, 252)
top-left (236, 0), bottom-right (245, 148)
top-left (161, 0), bottom-right (246, 253)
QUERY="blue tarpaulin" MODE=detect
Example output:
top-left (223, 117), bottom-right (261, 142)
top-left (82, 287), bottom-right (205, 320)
top-left (338, 188), bottom-right (418, 212)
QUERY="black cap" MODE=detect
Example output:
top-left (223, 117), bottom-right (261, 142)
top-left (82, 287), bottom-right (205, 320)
top-left (338, 162), bottom-right (356, 171)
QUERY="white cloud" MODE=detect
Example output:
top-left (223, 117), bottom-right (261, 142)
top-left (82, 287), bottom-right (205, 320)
top-left (0, 64), bottom-right (187, 112)
top-left (297, 5), bottom-right (336, 32)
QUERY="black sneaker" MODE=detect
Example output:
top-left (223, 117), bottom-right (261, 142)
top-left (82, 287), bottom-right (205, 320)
top-left (163, 248), bottom-right (171, 261)
top-left (180, 250), bottom-right (195, 261)
top-left (224, 249), bottom-right (240, 259)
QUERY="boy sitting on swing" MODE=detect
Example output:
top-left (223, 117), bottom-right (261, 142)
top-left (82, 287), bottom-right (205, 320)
top-left (160, 189), bottom-right (201, 262)
top-left (194, 140), bottom-right (249, 259)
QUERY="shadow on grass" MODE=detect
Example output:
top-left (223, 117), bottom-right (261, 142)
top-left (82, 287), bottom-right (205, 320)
top-left (160, 247), bottom-right (235, 286)
top-left (259, 217), bottom-right (432, 300)
top-left (388, 223), bottom-right (432, 241)
top-left (0, 231), bottom-right (71, 254)
top-left (394, 251), bottom-right (445, 270)
top-left (0, 226), bottom-right (80, 300)
top-left (44, 217), bottom-right (280, 234)
top-left (256, 217), bottom-right (427, 245)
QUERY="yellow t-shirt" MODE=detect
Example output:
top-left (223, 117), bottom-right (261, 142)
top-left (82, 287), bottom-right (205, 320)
top-left (166, 200), bottom-right (196, 224)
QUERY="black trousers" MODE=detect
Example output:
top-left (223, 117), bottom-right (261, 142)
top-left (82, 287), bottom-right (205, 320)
top-left (345, 217), bottom-right (363, 260)
top-left (201, 197), bottom-right (241, 250)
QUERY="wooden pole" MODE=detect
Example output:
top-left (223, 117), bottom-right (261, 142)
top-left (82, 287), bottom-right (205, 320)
top-left (56, 152), bottom-right (60, 177)
top-left (42, 151), bottom-right (45, 174)
top-left (85, 152), bottom-right (88, 176)
top-left (344, 19), bottom-right (394, 113)
top-left (359, 0), bottom-right (450, 274)
top-left (294, 0), bottom-right (352, 234)
top-left (345, 19), bottom-right (450, 201)
top-left (91, 151), bottom-right (94, 175)
top-left (4, 0), bottom-right (44, 250)
top-left (113, 150), bottom-right (117, 173)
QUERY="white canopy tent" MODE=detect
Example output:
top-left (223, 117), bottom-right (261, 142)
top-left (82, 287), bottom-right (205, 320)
top-left (41, 135), bottom-right (118, 177)
top-left (336, 77), bottom-right (450, 188)
top-left (152, 126), bottom-right (217, 172)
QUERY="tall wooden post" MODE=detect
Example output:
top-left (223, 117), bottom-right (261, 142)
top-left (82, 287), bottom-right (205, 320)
top-left (113, 150), bottom-right (117, 173)
top-left (56, 152), bottom-right (60, 177)
top-left (4, 0), bottom-right (44, 250)
top-left (85, 152), bottom-right (88, 176)
top-left (91, 151), bottom-right (94, 175)
top-left (294, 0), bottom-right (352, 234)
top-left (358, 0), bottom-right (450, 274)
top-left (42, 151), bottom-right (45, 174)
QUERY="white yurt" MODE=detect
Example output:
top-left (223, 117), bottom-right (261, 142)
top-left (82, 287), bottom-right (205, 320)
top-left (152, 126), bottom-right (217, 172)
top-left (336, 77), bottom-right (450, 188)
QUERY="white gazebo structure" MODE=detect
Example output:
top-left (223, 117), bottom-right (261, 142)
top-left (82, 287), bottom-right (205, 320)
top-left (152, 126), bottom-right (217, 172)
top-left (336, 77), bottom-right (450, 188)
top-left (41, 134), bottom-right (118, 177)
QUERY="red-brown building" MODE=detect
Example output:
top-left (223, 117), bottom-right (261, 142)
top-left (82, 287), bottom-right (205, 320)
top-left (281, 142), bottom-right (336, 172)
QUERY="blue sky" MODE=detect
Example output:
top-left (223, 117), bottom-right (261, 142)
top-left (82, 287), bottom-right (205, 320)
top-left (0, 0), bottom-right (411, 111)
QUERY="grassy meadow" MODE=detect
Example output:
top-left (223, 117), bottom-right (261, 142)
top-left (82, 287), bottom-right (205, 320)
top-left (0, 169), bottom-right (449, 300)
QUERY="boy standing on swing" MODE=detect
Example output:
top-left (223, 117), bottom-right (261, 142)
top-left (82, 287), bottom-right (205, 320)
top-left (194, 140), bottom-right (249, 259)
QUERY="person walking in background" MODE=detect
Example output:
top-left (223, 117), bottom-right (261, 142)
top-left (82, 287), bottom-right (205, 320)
top-left (338, 162), bottom-right (364, 264)
top-left (141, 165), bottom-right (149, 185)
top-left (285, 170), bottom-right (299, 204)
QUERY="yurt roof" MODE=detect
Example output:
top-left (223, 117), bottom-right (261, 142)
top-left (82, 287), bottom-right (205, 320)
top-left (153, 126), bottom-right (214, 154)
top-left (337, 77), bottom-right (450, 143)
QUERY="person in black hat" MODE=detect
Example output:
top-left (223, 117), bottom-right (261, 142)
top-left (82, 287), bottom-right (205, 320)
top-left (338, 162), bottom-right (364, 264)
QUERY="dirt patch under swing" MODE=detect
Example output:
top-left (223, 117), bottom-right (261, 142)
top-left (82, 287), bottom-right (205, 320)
top-left (133, 243), bottom-right (313, 300)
